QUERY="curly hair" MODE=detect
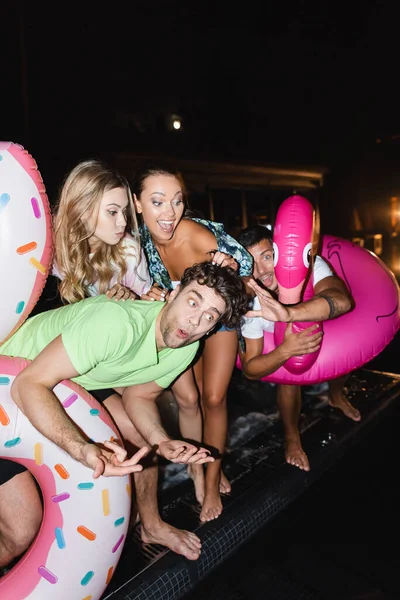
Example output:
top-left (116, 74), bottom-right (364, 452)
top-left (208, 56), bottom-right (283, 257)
top-left (179, 261), bottom-right (251, 329)
top-left (53, 159), bottom-right (140, 303)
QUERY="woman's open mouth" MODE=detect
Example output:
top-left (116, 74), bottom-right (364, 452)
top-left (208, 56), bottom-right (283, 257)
top-left (158, 220), bottom-right (175, 234)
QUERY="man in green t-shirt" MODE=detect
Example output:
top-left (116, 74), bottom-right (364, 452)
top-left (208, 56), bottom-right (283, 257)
top-left (0, 262), bottom-right (249, 566)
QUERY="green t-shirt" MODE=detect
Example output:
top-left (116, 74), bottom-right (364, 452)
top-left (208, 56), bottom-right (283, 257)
top-left (0, 296), bottom-right (199, 390)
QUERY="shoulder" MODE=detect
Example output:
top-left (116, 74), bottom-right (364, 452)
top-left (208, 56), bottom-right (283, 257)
top-left (314, 255), bottom-right (329, 268)
top-left (121, 232), bottom-right (140, 255)
top-left (178, 219), bottom-right (217, 251)
top-left (313, 255), bottom-right (333, 282)
top-left (80, 296), bottom-right (131, 326)
top-left (180, 218), bottom-right (216, 238)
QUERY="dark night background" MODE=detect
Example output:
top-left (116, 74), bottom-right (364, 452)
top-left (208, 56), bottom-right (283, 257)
top-left (2, 2), bottom-right (400, 226)
top-left (3, 4), bottom-right (400, 599)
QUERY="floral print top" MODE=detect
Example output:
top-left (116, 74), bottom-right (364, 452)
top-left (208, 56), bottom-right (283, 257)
top-left (139, 217), bottom-right (253, 290)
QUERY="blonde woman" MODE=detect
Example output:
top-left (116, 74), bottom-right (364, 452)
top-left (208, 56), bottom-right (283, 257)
top-left (52, 159), bottom-right (152, 407)
top-left (53, 159), bottom-right (152, 304)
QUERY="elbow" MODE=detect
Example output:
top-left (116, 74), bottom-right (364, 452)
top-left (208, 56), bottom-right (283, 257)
top-left (10, 376), bottom-right (24, 411)
top-left (242, 366), bottom-right (261, 381)
top-left (341, 294), bottom-right (354, 315)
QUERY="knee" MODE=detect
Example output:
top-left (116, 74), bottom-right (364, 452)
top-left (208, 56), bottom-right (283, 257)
top-left (202, 391), bottom-right (226, 410)
top-left (175, 389), bottom-right (199, 411)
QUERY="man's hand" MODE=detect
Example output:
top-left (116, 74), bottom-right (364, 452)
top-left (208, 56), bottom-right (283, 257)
top-left (246, 279), bottom-right (290, 322)
top-left (106, 284), bottom-right (138, 301)
top-left (282, 323), bottom-right (323, 358)
top-left (157, 440), bottom-right (215, 464)
top-left (81, 441), bottom-right (150, 478)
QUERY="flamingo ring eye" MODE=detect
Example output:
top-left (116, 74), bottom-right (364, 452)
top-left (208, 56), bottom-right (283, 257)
top-left (272, 242), bottom-right (279, 267)
top-left (303, 242), bottom-right (312, 268)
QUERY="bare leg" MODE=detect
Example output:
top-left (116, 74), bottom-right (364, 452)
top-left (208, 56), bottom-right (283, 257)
top-left (328, 376), bottom-right (361, 421)
top-left (104, 394), bottom-right (201, 560)
top-left (277, 384), bottom-right (310, 471)
top-left (195, 329), bottom-right (237, 523)
top-left (171, 369), bottom-right (205, 504)
top-left (193, 355), bottom-right (231, 496)
top-left (0, 470), bottom-right (42, 568)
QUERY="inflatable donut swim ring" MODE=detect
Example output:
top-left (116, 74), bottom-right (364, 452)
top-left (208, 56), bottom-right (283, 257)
top-left (0, 142), bottom-right (53, 346)
top-left (0, 143), bottom-right (131, 599)
top-left (0, 358), bottom-right (131, 600)
top-left (236, 195), bottom-right (400, 385)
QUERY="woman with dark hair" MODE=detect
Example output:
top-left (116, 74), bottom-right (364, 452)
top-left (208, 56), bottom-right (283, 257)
top-left (133, 165), bottom-right (252, 523)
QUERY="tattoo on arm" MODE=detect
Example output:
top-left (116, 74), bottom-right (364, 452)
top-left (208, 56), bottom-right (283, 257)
top-left (317, 293), bottom-right (339, 320)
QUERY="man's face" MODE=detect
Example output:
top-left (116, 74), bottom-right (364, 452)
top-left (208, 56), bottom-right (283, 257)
top-left (158, 282), bottom-right (227, 348)
top-left (249, 239), bottom-right (278, 292)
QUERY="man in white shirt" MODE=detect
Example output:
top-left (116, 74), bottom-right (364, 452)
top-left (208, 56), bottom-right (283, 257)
top-left (238, 226), bottom-right (361, 472)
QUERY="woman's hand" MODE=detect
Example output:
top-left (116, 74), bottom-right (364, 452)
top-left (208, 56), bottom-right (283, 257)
top-left (208, 250), bottom-right (239, 270)
top-left (106, 284), bottom-right (138, 301)
top-left (141, 284), bottom-right (169, 302)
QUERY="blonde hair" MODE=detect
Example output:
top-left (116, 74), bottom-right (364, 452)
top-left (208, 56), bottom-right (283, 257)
top-left (53, 159), bottom-right (140, 303)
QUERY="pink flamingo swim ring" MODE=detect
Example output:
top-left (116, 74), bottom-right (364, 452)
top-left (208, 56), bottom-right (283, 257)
top-left (0, 143), bottom-right (131, 600)
top-left (272, 194), bottom-right (323, 375)
top-left (236, 194), bottom-right (400, 385)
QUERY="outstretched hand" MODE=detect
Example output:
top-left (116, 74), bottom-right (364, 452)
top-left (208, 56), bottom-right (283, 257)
top-left (157, 440), bottom-right (215, 464)
top-left (245, 279), bottom-right (290, 322)
top-left (106, 284), bottom-right (138, 301)
top-left (82, 441), bottom-right (150, 479)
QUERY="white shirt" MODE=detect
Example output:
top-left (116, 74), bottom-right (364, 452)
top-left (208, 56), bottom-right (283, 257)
top-left (241, 256), bottom-right (333, 339)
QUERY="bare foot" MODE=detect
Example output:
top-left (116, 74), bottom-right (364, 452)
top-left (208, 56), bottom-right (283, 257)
top-left (285, 438), bottom-right (310, 471)
top-left (329, 395), bottom-right (361, 422)
top-left (200, 485), bottom-right (223, 522)
top-left (219, 471), bottom-right (231, 495)
top-left (187, 463), bottom-right (205, 505)
top-left (141, 520), bottom-right (201, 560)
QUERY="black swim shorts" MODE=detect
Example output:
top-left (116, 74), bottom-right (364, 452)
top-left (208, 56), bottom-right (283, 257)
top-left (87, 389), bottom-right (116, 404)
top-left (0, 458), bottom-right (26, 486)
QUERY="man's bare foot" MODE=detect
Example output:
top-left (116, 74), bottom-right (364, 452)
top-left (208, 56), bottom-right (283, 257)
top-left (219, 471), bottom-right (231, 495)
top-left (329, 395), bottom-right (361, 422)
top-left (187, 463), bottom-right (205, 505)
top-left (141, 521), bottom-right (201, 560)
top-left (200, 485), bottom-right (223, 522)
top-left (285, 439), bottom-right (310, 471)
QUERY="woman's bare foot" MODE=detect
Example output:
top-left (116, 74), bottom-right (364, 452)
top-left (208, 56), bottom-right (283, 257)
top-left (219, 471), bottom-right (231, 495)
top-left (329, 393), bottom-right (361, 422)
top-left (285, 438), bottom-right (310, 471)
top-left (141, 520), bottom-right (201, 560)
top-left (200, 485), bottom-right (223, 522)
top-left (187, 463), bottom-right (205, 505)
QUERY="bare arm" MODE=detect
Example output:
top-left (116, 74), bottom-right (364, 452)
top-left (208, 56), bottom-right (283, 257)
top-left (11, 335), bottom-right (148, 477)
top-left (247, 276), bottom-right (353, 323)
top-left (289, 275), bottom-right (353, 321)
top-left (240, 323), bottom-right (323, 380)
top-left (122, 383), bottom-right (214, 464)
